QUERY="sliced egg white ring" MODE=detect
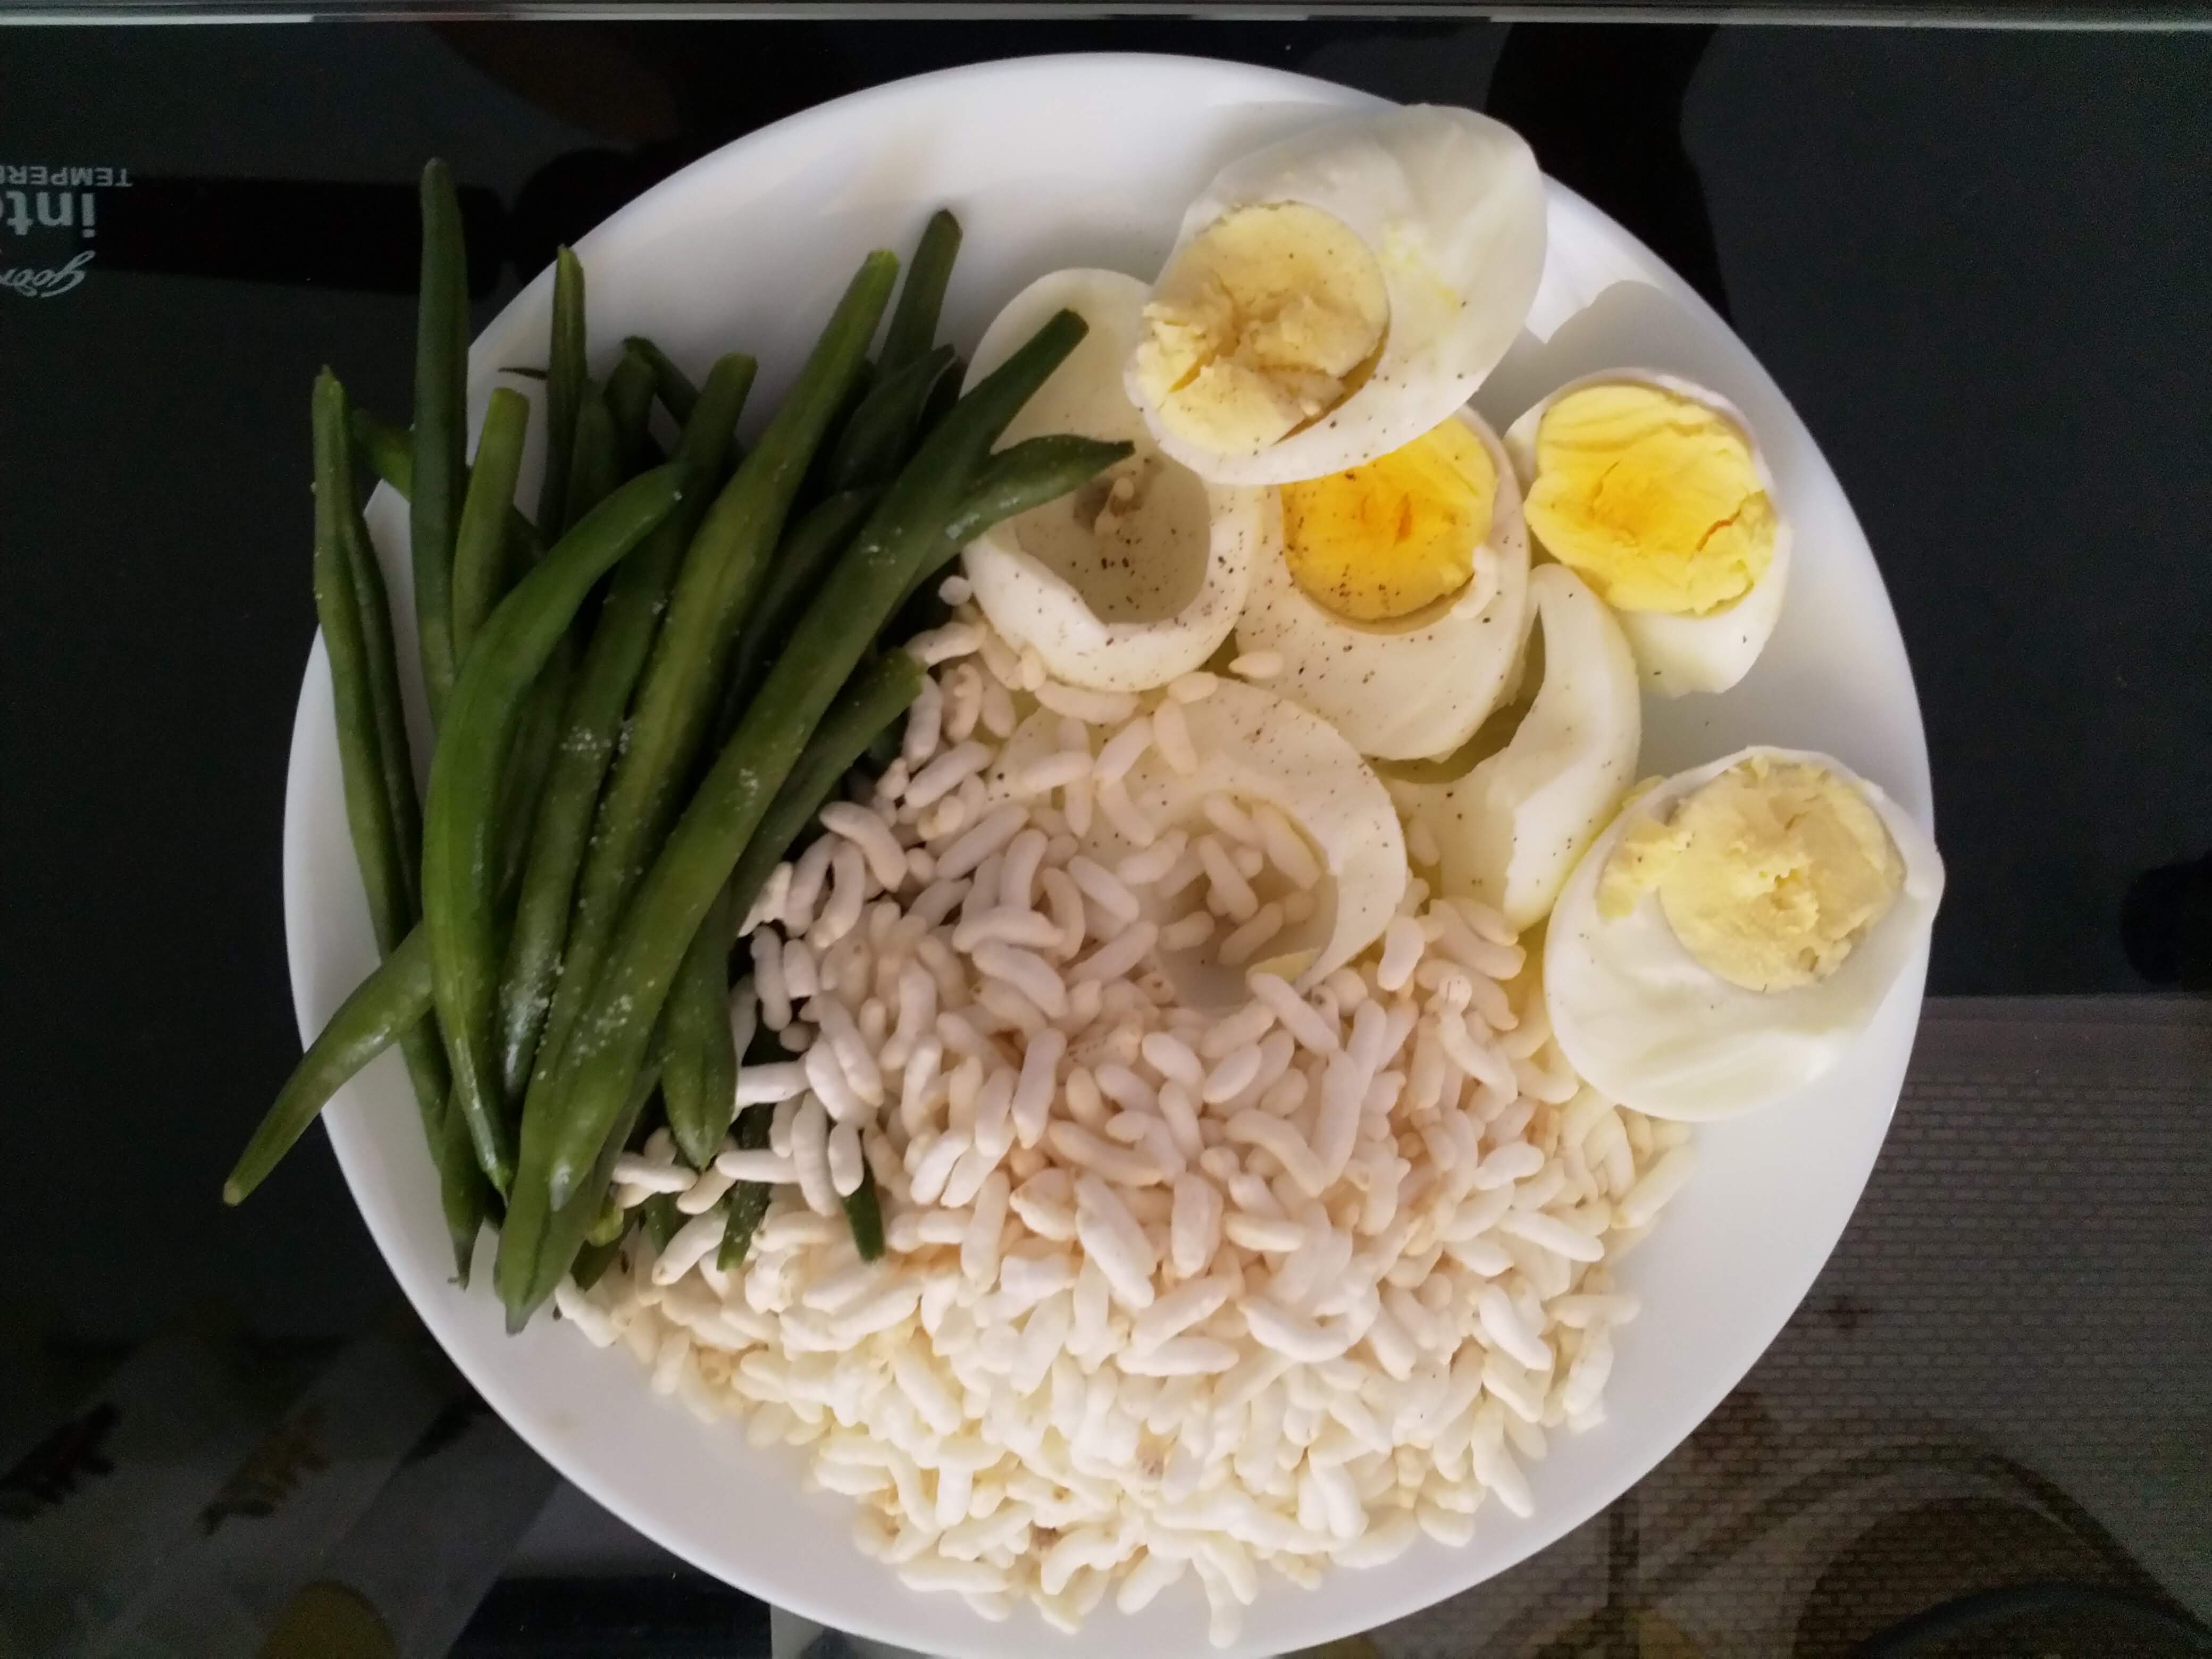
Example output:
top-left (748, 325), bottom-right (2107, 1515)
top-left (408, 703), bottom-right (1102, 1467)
top-left (982, 706), bottom-right (1066, 806)
top-left (1235, 408), bottom-right (1532, 763)
top-left (1390, 561), bottom-right (1641, 932)
top-left (1129, 104), bottom-right (1547, 488)
top-left (961, 269), bottom-right (1267, 693)
top-left (1544, 746), bottom-right (1943, 1122)
top-left (1073, 680), bottom-right (1406, 1003)
top-left (1505, 371), bottom-right (1791, 699)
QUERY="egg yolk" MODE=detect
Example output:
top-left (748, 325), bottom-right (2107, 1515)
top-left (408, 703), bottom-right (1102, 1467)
top-left (1133, 203), bottom-right (1389, 457)
top-left (1279, 417), bottom-right (1496, 623)
top-left (1523, 383), bottom-right (1776, 616)
top-left (1598, 756), bottom-right (1905, 992)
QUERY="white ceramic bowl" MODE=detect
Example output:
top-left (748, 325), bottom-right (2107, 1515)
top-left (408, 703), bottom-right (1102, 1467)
top-left (284, 54), bottom-right (1934, 1658)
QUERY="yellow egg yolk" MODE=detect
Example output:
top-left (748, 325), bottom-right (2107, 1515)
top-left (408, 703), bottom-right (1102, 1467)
top-left (1279, 417), bottom-right (1496, 623)
top-left (1598, 756), bottom-right (1905, 992)
top-left (1523, 383), bottom-right (1776, 616)
top-left (1134, 203), bottom-right (1389, 457)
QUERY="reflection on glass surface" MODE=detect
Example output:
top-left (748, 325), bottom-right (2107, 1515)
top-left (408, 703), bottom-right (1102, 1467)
top-left (3, 17), bottom-right (2207, 1659)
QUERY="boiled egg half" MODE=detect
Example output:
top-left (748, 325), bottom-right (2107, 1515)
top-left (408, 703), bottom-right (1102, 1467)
top-left (1233, 408), bottom-right (1531, 761)
top-left (1009, 678), bottom-right (1405, 1000)
top-left (1545, 747), bottom-right (1943, 1120)
top-left (1505, 373), bottom-right (1790, 697)
top-left (1387, 561), bottom-right (1641, 931)
top-left (1127, 104), bottom-right (1546, 487)
top-left (961, 269), bottom-right (1269, 692)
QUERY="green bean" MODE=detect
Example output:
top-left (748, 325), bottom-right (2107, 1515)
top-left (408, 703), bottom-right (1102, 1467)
top-left (718, 487), bottom-right (879, 744)
top-left (694, 924), bottom-right (739, 1159)
top-left (826, 343), bottom-right (956, 494)
top-left (424, 465), bottom-right (685, 1195)
top-left (496, 635), bottom-right (575, 873)
top-left (449, 387), bottom-right (531, 666)
top-left (827, 340), bottom-right (946, 491)
top-left (433, 1084), bottom-right (496, 1275)
top-left (716, 1103), bottom-right (774, 1270)
top-left (879, 209), bottom-right (961, 374)
top-left (530, 311), bottom-right (1085, 1234)
top-left (493, 372), bottom-right (597, 877)
top-left (353, 408), bottom-right (546, 565)
top-left (658, 1044), bottom-right (700, 1161)
top-left (326, 458), bottom-right (487, 1278)
top-left (496, 356), bottom-right (756, 1101)
top-left (224, 927), bottom-right (433, 1204)
top-left (329, 401), bottom-right (426, 928)
top-left (584, 1197), bottom-right (627, 1247)
top-left (410, 161), bottom-right (469, 725)
top-left (925, 434), bottom-right (1133, 592)
top-left (864, 722), bottom-right (903, 775)
top-left (726, 651), bottom-right (924, 929)
top-left (315, 374), bottom-right (422, 993)
top-left (916, 355), bottom-right (963, 437)
top-left (227, 706), bottom-right (560, 1219)
top-left (463, 644), bottom-right (570, 1192)
top-left (606, 346), bottom-right (659, 475)
top-left (536, 247), bottom-right (588, 540)
top-left (523, 257), bottom-right (894, 1142)
top-left (956, 435), bottom-right (1130, 535)
top-left (663, 882), bottom-right (737, 1168)
top-left (886, 433), bottom-right (1135, 633)
top-left (801, 361), bottom-right (876, 508)
top-left (842, 1164), bottom-right (885, 1261)
top-left (309, 375), bottom-right (492, 1268)
top-left (508, 1037), bottom-right (666, 1328)
top-left (639, 1192), bottom-right (683, 1254)
top-left (622, 336), bottom-right (699, 425)
top-left (569, 1236), bottom-right (621, 1292)
top-left (564, 386), bottom-right (620, 529)
top-left (350, 381), bottom-right (505, 1271)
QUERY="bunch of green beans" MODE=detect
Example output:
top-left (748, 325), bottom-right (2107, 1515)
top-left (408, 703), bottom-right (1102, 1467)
top-left (228, 188), bottom-right (1132, 1330)
top-left (496, 355), bottom-right (757, 1101)
top-left (498, 309), bottom-right (1095, 1320)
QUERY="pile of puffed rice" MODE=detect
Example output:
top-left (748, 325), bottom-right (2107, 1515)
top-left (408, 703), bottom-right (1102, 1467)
top-left (553, 599), bottom-right (1697, 1646)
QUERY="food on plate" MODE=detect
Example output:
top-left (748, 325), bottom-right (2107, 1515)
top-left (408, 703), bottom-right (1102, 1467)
top-left (1505, 373), bottom-right (1789, 697)
top-left (1234, 408), bottom-right (1531, 761)
top-left (1279, 410), bottom-right (1497, 622)
top-left (1387, 562), bottom-right (1641, 931)
top-left (1545, 748), bottom-right (1944, 1120)
top-left (236, 96), bottom-right (1939, 1654)
top-left (225, 202), bottom-right (1133, 1268)
top-left (563, 599), bottom-right (1689, 1645)
top-left (1060, 675), bottom-right (1409, 995)
top-left (960, 269), bottom-right (1268, 691)
top-left (1127, 104), bottom-right (1546, 486)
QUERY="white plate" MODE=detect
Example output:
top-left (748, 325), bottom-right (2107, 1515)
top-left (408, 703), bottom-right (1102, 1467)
top-left (284, 53), bottom-right (1933, 1658)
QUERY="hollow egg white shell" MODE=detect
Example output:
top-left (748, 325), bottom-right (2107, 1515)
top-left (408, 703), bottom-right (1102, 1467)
top-left (1068, 680), bottom-right (1406, 1000)
top-left (1234, 408), bottom-right (1531, 761)
top-left (1544, 746), bottom-right (1943, 1121)
top-left (1389, 562), bottom-right (1641, 931)
top-left (961, 269), bottom-right (1269, 692)
top-left (1127, 104), bottom-right (1546, 488)
top-left (1505, 371), bottom-right (1791, 698)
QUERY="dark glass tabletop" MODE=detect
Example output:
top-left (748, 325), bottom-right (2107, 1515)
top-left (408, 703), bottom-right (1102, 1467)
top-left (4, 18), bottom-right (2207, 1658)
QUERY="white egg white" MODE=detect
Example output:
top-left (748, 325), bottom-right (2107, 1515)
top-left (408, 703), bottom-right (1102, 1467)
top-left (1071, 680), bottom-right (1406, 1001)
top-left (1505, 371), bottom-right (1791, 698)
top-left (1544, 746), bottom-right (1944, 1121)
top-left (1128, 104), bottom-right (1547, 488)
top-left (1390, 561), bottom-right (1641, 931)
top-left (962, 269), bottom-right (1268, 692)
top-left (1235, 408), bottom-right (1531, 762)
